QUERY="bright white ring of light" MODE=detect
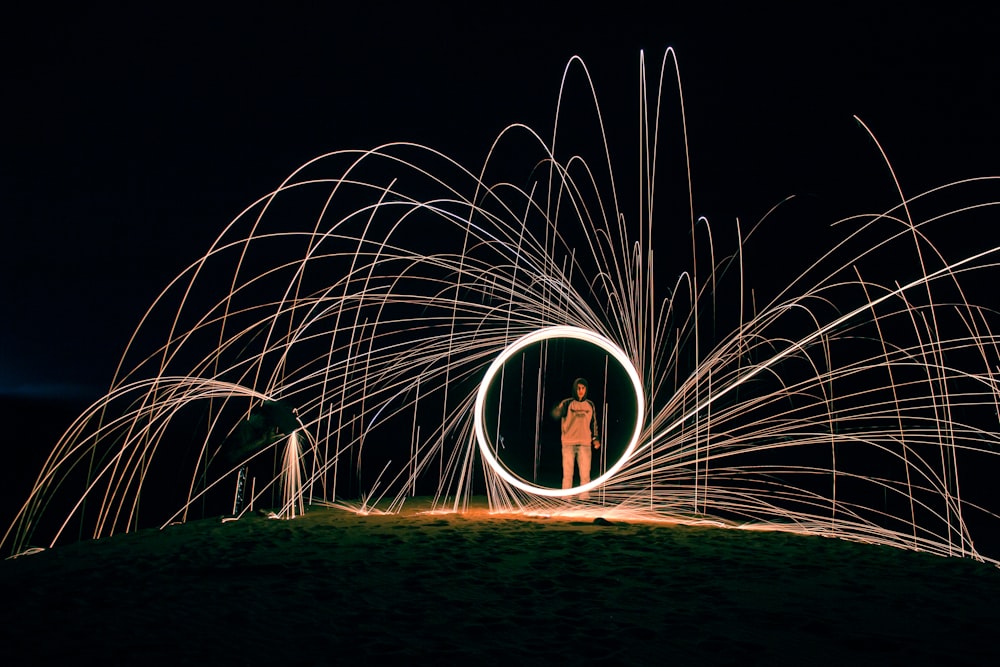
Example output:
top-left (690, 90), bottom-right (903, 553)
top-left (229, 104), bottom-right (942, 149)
top-left (474, 325), bottom-right (645, 497)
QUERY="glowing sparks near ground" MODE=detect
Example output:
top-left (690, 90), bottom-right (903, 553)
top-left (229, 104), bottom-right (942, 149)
top-left (4, 50), bottom-right (1000, 566)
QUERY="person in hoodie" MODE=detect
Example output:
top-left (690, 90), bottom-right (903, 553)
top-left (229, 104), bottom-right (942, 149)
top-left (551, 377), bottom-right (601, 499)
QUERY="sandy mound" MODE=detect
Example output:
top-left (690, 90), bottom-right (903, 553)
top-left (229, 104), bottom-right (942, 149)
top-left (2, 498), bottom-right (998, 665)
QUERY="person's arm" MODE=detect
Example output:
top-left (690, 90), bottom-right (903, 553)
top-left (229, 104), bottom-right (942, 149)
top-left (589, 400), bottom-right (600, 448)
top-left (551, 398), bottom-right (569, 420)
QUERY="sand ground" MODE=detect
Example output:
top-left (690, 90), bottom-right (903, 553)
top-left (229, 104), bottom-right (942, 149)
top-left (2, 497), bottom-right (999, 665)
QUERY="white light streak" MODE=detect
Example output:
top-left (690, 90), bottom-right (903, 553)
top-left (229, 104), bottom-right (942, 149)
top-left (474, 325), bottom-right (644, 497)
top-left (5, 50), bottom-right (1000, 568)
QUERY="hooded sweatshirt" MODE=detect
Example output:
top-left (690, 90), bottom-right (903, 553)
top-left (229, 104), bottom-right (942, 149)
top-left (554, 377), bottom-right (600, 446)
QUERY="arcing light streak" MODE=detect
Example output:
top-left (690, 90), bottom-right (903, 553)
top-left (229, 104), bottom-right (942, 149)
top-left (474, 325), bottom-right (645, 497)
top-left (4, 49), bottom-right (1000, 567)
top-left (649, 243), bottom-right (1000, 451)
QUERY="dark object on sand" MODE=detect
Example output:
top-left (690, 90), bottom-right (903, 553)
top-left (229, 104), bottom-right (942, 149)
top-left (223, 400), bottom-right (299, 464)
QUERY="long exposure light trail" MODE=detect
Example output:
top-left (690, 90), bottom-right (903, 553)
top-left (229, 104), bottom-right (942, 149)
top-left (474, 325), bottom-right (645, 498)
top-left (4, 49), bottom-right (1000, 566)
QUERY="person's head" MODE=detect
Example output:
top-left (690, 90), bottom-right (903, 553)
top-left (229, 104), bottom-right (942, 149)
top-left (573, 377), bottom-right (589, 400)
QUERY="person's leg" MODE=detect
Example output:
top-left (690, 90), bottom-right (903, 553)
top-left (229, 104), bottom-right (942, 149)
top-left (562, 444), bottom-right (575, 489)
top-left (577, 444), bottom-right (592, 499)
top-left (578, 444), bottom-right (592, 485)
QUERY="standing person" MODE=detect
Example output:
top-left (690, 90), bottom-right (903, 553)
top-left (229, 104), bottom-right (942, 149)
top-left (551, 377), bottom-right (601, 499)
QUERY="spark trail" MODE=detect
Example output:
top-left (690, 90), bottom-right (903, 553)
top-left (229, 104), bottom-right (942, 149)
top-left (5, 49), bottom-right (1000, 565)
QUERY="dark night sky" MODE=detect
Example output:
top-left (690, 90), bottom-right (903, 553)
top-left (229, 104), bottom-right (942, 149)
top-left (3, 3), bottom-right (998, 403)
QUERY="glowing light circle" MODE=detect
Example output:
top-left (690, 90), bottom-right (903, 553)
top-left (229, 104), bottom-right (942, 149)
top-left (474, 325), bottom-right (645, 497)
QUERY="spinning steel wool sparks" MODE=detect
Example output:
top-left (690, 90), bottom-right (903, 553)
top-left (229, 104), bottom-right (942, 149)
top-left (6, 50), bottom-right (1000, 565)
